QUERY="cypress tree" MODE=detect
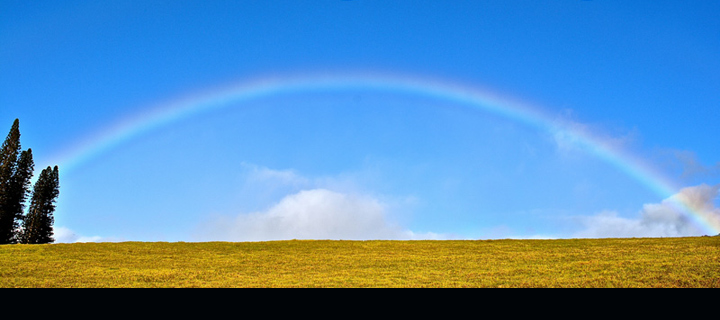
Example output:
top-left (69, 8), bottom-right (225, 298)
top-left (21, 166), bottom-right (59, 244)
top-left (0, 119), bottom-right (23, 244)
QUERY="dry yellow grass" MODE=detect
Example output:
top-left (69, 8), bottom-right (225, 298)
top-left (1, 237), bottom-right (718, 287)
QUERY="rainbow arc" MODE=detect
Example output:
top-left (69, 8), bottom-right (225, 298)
top-left (45, 72), bottom-right (720, 235)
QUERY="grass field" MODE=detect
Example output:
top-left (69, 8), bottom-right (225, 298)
top-left (1, 237), bottom-right (718, 287)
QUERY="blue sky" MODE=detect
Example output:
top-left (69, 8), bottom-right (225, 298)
top-left (2, 1), bottom-right (719, 242)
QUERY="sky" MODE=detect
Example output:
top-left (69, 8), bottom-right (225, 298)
top-left (1, 1), bottom-right (719, 242)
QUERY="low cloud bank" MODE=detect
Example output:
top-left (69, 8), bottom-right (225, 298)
top-left (196, 188), bottom-right (444, 241)
top-left (574, 184), bottom-right (720, 238)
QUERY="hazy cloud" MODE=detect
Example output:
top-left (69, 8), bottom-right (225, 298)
top-left (574, 184), bottom-right (720, 238)
top-left (241, 162), bottom-right (310, 188)
top-left (196, 188), bottom-right (443, 241)
top-left (550, 110), bottom-right (639, 156)
top-left (658, 149), bottom-right (720, 182)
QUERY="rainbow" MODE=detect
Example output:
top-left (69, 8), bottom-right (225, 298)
top-left (46, 71), bottom-right (720, 235)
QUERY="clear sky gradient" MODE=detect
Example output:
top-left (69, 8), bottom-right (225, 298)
top-left (2, 1), bottom-right (719, 242)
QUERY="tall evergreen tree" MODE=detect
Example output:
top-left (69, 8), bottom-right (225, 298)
top-left (21, 166), bottom-right (59, 244)
top-left (0, 119), bottom-right (24, 244)
top-left (6, 149), bottom-right (34, 243)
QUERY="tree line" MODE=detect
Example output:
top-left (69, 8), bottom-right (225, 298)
top-left (0, 119), bottom-right (59, 244)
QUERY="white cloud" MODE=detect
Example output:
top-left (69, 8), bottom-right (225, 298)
top-left (53, 226), bottom-right (105, 243)
top-left (573, 184), bottom-right (720, 238)
top-left (235, 163), bottom-right (380, 213)
top-left (196, 188), bottom-right (442, 241)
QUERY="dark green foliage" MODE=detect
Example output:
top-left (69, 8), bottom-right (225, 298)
top-left (0, 119), bottom-right (34, 244)
top-left (20, 166), bottom-right (59, 244)
top-left (0, 119), bottom-right (57, 244)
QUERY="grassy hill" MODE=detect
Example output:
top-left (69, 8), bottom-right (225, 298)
top-left (1, 237), bottom-right (718, 287)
